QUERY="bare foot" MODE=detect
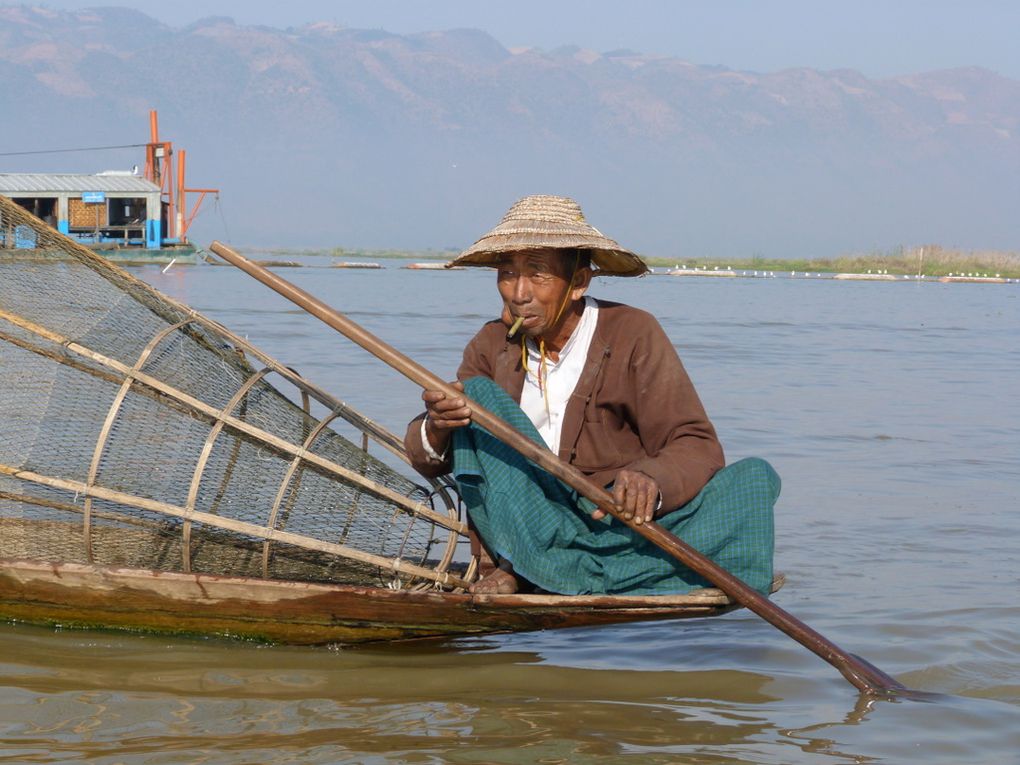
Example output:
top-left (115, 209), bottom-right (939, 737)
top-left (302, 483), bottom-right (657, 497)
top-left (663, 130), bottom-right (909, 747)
top-left (469, 566), bottom-right (520, 594)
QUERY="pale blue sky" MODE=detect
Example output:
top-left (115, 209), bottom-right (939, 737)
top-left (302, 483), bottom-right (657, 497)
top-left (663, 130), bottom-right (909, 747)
top-left (29, 0), bottom-right (1020, 79)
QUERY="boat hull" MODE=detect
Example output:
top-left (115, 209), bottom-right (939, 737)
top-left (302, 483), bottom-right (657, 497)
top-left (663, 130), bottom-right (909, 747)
top-left (0, 558), bottom-right (780, 645)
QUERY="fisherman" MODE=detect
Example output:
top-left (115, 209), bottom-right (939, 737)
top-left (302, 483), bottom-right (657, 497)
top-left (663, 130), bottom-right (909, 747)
top-left (405, 195), bottom-right (778, 595)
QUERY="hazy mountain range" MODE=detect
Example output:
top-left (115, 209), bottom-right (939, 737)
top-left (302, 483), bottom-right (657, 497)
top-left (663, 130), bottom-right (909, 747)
top-left (2, 4), bottom-right (1018, 258)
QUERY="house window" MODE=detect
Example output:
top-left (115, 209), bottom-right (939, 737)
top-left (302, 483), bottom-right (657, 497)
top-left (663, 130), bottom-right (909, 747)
top-left (108, 197), bottom-right (146, 226)
top-left (13, 197), bottom-right (58, 227)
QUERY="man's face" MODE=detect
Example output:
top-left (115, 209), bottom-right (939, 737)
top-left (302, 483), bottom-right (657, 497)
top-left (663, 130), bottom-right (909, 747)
top-left (496, 250), bottom-right (587, 339)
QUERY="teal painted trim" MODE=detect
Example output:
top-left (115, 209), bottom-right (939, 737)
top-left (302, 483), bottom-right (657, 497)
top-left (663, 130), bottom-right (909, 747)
top-left (145, 219), bottom-right (161, 248)
top-left (58, 220), bottom-right (69, 234)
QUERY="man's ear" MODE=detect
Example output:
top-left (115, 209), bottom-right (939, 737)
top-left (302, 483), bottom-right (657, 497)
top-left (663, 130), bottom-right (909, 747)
top-left (570, 267), bottom-right (593, 300)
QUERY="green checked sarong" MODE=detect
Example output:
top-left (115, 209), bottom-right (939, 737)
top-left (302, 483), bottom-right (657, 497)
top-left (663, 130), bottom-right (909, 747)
top-left (452, 377), bottom-right (778, 596)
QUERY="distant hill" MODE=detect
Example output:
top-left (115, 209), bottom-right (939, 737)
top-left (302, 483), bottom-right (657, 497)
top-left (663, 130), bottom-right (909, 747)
top-left (1, 4), bottom-right (1017, 258)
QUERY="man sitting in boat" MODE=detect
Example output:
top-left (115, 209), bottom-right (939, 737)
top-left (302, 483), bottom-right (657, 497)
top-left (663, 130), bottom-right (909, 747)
top-left (404, 195), bottom-right (778, 595)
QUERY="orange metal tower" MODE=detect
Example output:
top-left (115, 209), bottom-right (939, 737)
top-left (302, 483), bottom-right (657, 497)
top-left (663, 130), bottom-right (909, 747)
top-left (143, 110), bottom-right (218, 243)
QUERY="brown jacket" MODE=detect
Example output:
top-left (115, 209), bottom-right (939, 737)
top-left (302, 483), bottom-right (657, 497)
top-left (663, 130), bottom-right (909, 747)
top-left (404, 300), bottom-right (724, 510)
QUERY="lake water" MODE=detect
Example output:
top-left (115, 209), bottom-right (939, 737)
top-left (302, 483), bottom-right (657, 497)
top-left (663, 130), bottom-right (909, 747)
top-left (2, 260), bottom-right (1018, 764)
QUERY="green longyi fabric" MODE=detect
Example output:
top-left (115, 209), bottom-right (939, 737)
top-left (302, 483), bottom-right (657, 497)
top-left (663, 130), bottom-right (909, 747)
top-left (452, 376), bottom-right (777, 596)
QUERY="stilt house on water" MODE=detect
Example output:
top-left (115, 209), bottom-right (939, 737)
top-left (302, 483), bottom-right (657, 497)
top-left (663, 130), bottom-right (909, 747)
top-left (0, 110), bottom-right (217, 262)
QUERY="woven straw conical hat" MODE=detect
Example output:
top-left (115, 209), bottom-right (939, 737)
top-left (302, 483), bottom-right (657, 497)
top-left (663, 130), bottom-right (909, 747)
top-left (449, 195), bottom-right (648, 277)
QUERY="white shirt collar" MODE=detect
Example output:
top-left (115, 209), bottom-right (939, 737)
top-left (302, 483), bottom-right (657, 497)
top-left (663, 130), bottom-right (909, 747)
top-left (520, 297), bottom-right (599, 454)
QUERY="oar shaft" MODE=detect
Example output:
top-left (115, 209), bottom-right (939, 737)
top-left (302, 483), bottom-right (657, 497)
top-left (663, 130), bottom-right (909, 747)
top-left (209, 240), bottom-right (904, 695)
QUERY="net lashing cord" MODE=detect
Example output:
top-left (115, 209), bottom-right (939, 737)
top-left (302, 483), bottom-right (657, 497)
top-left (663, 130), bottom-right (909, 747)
top-left (0, 194), bottom-right (469, 590)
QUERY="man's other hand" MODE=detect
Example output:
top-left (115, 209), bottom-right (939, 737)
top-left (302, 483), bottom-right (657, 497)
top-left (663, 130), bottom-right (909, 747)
top-left (592, 469), bottom-right (660, 525)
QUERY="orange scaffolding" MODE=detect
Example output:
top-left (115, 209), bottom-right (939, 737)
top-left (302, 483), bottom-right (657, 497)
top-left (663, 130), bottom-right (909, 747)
top-left (143, 110), bottom-right (218, 242)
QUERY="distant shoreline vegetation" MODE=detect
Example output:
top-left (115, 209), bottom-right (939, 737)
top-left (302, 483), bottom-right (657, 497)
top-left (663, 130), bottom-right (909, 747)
top-left (240, 245), bottom-right (1020, 278)
top-left (657, 246), bottom-right (1020, 279)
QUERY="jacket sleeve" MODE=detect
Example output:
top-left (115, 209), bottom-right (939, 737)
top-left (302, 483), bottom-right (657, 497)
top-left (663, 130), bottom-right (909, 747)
top-left (619, 315), bottom-right (725, 511)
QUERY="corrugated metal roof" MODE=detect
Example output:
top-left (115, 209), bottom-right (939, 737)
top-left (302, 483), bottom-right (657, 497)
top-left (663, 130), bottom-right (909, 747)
top-left (0, 173), bottom-right (161, 194)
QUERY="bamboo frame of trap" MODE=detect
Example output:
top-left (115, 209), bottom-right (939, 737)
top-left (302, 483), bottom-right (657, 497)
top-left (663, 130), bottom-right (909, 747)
top-left (0, 194), bottom-right (475, 591)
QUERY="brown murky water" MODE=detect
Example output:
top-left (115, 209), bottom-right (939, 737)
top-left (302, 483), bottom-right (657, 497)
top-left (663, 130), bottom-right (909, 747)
top-left (2, 262), bottom-right (1018, 763)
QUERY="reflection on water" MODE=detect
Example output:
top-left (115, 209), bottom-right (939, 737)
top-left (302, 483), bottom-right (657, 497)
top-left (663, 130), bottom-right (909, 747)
top-left (3, 622), bottom-right (1019, 764)
top-left (1, 262), bottom-right (1018, 763)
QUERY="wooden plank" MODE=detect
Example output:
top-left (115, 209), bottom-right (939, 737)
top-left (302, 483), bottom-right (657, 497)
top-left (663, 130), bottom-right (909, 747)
top-left (0, 558), bottom-right (764, 645)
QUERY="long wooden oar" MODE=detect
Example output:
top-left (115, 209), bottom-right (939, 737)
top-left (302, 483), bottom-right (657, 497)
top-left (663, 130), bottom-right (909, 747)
top-left (210, 240), bottom-right (906, 695)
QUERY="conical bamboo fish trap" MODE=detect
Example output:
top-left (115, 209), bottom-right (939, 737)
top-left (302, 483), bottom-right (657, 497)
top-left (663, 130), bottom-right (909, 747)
top-left (0, 194), bottom-right (470, 591)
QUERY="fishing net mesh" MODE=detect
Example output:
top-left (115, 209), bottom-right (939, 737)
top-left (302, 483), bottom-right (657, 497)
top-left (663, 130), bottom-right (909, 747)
top-left (0, 194), bottom-right (466, 590)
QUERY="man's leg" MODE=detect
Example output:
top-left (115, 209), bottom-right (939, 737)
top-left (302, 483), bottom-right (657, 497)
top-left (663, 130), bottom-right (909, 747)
top-left (451, 377), bottom-right (593, 594)
top-left (451, 378), bottom-right (778, 596)
top-left (467, 524), bottom-right (520, 594)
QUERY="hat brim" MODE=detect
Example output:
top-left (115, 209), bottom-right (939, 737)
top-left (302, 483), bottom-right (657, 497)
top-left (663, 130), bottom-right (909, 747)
top-left (449, 234), bottom-right (648, 277)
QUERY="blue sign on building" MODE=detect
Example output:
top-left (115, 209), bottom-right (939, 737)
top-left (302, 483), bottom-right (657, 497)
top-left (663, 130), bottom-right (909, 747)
top-left (82, 191), bottom-right (106, 204)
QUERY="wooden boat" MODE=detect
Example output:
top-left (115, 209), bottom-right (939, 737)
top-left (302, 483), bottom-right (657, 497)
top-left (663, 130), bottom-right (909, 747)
top-left (0, 192), bottom-right (783, 645)
top-left (0, 549), bottom-right (784, 645)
